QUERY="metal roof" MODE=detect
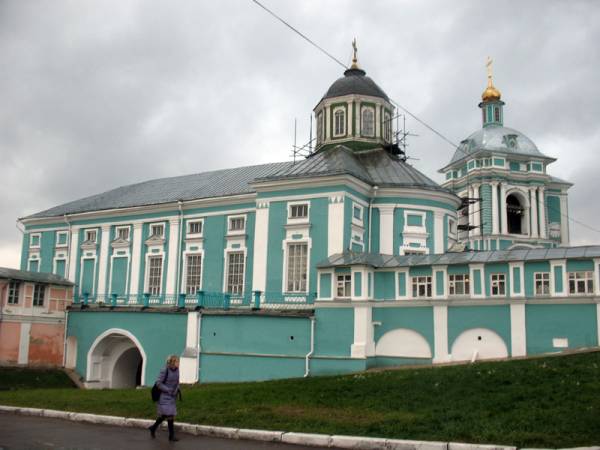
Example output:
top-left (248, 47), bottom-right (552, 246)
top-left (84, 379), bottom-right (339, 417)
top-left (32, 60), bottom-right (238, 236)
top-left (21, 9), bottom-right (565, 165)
top-left (0, 267), bottom-right (74, 286)
top-left (25, 162), bottom-right (293, 219)
top-left (317, 246), bottom-right (600, 269)
top-left (259, 146), bottom-right (452, 194)
top-left (320, 68), bottom-right (389, 103)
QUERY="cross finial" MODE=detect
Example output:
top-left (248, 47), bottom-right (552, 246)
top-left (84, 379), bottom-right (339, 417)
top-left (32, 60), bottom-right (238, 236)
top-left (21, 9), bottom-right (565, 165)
top-left (350, 38), bottom-right (359, 69)
top-left (486, 56), bottom-right (493, 87)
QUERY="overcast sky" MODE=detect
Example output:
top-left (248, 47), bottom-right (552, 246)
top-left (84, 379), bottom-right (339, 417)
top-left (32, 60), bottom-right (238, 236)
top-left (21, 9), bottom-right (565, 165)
top-left (1, 0), bottom-right (599, 268)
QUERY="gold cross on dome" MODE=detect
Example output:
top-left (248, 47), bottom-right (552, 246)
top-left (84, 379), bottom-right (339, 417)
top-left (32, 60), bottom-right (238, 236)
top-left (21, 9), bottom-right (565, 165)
top-left (486, 56), bottom-right (493, 85)
top-left (351, 38), bottom-right (359, 68)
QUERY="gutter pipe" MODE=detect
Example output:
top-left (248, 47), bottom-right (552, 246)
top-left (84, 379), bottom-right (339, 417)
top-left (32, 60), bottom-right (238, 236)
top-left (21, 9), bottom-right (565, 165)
top-left (304, 316), bottom-right (316, 377)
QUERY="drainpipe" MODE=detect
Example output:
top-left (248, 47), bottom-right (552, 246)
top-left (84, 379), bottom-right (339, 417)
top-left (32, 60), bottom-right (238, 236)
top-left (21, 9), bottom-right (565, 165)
top-left (368, 186), bottom-right (378, 252)
top-left (304, 316), bottom-right (316, 377)
top-left (63, 214), bottom-right (72, 280)
top-left (175, 201), bottom-right (184, 297)
top-left (196, 312), bottom-right (202, 383)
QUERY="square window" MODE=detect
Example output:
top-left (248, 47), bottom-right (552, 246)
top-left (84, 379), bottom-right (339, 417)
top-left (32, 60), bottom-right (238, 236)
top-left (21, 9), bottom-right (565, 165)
top-left (85, 230), bottom-right (97, 243)
top-left (449, 274), bottom-right (470, 296)
top-left (289, 204), bottom-right (308, 219)
top-left (353, 205), bottom-right (363, 221)
top-left (56, 231), bottom-right (68, 246)
top-left (490, 273), bottom-right (506, 296)
top-left (534, 272), bottom-right (550, 296)
top-left (568, 271), bottom-right (593, 295)
top-left (116, 227), bottom-right (130, 241)
top-left (30, 234), bottom-right (41, 248)
top-left (188, 221), bottom-right (203, 235)
top-left (229, 217), bottom-right (245, 232)
top-left (150, 224), bottom-right (164, 238)
top-left (411, 276), bottom-right (432, 298)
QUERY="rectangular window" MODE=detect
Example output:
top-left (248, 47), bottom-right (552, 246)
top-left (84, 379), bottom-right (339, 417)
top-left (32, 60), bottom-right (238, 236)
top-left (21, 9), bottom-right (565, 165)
top-left (185, 254), bottom-right (202, 295)
top-left (287, 243), bottom-right (308, 292)
top-left (116, 227), bottom-right (130, 241)
top-left (289, 204), bottom-right (308, 219)
top-left (449, 274), bottom-right (470, 296)
top-left (150, 224), bottom-right (164, 238)
top-left (384, 112), bottom-right (391, 142)
top-left (406, 214), bottom-right (423, 227)
top-left (229, 217), bottom-right (245, 232)
top-left (568, 271), bottom-right (594, 295)
top-left (334, 108), bottom-right (345, 136)
top-left (226, 252), bottom-right (245, 295)
top-left (85, 230), bottom-right (97, 243)
top-left (411, 276), bottom-right (432, 298)
top-left (490, 273), bottom-right (506, 296)
top-left (317, 112), bottom-right (324, 144)
top-left (33, 284), bottom-right (45, 307)
top-left (534, 272), bottom-right (550, 296)
top-left (403, 249), bottom-right (426, 256)
top-left (56, 231), bottom-right (68, 246)
top-left (30, 234), bottom-right (41, 248)
top-left (147, 256), bottom-right (163, 295)
top-left (188, 221), bottom-right (203, 235)
top-left (7, 281), bottom-right (20, 305)
top-left (353, 205), bottom-right (362, 221)
top-left (337, 274), bottom-right (351, 297)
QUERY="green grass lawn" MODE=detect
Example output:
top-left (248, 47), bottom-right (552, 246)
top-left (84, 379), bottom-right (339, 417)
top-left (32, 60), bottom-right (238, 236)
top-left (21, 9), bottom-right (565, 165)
top-left (1, 352), bottom-right (599, 447)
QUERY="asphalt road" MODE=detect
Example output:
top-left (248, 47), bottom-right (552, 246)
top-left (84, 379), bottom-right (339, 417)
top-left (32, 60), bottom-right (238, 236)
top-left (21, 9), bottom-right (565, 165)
top-left (0, 412), bottom-right (328, 450)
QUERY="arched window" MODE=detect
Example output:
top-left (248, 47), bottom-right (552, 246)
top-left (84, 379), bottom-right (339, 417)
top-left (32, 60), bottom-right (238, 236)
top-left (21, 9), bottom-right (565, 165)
top-left (316, 112), bottom-right (324, 144)
top-left (361, 107), bottom-right (374, 137)
top-left (334, 108), bottom-right (345, 136)
top-left (494, 106), bottom-right (500, 122)
top-left (384, 111), bottom-right (391, 142)
top-left (507, 194), bottom-right (524, 234)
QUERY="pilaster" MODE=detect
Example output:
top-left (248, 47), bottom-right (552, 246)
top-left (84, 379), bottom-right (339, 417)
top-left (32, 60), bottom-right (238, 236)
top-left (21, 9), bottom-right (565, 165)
top-left (433, 211), bottom-right (445, 254)
top-left (67, 227), bottom-right (80, 282)
top-left (165, 217), bottom-right (181, 295)
top-left (377, 205), bottom-right (395, 255)
top-left (538, 186), bottom-right (547, 239)
top-left (433, 305), bottom-right (449, 363)
top-left (129, 223), bottom-right (143, 295)
top-left (500, 182), bottom-right (508, 234)
top-left (529, 188), bottom-right (539, 238)
top-left (252, 201), bottom-right (270, 293)
top-left (96, 225), bottom-right (111, 295)
top-left (327, 195), bottom-right (345, 256)
top-left (510, 303), bottom-right (527, 357)
top-left (351, 306), bottom-right (375, 358)
top-left (491, 181), bottom-right (499, 235)
top-left (472, 184), bottom-right (480, 236)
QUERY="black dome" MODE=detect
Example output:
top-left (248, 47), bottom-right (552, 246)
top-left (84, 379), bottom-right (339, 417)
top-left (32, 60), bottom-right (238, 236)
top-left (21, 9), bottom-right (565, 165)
top-left (321, 68), bottom-right (389, 102)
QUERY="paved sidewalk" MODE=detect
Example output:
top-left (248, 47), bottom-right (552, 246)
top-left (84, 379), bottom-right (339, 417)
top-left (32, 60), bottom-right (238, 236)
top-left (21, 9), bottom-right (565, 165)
top-left (0, 412), bottom-right (327, 450)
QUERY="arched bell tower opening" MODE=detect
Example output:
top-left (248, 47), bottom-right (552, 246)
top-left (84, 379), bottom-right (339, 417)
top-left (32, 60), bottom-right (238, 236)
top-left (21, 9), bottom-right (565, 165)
top-left (506, 192), bottom-right (529, 235)
top-left (86, 329), bottom-right (146, 389)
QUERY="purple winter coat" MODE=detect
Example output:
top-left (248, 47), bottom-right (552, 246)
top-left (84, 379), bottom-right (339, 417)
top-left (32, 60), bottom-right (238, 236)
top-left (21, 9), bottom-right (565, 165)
top-left (156, 367), bottom-right (180, 417)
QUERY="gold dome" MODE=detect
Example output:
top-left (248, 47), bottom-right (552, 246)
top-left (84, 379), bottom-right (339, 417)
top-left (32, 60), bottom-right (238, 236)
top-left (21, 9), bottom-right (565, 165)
top-left (481, 56), bottom-right (501, 102)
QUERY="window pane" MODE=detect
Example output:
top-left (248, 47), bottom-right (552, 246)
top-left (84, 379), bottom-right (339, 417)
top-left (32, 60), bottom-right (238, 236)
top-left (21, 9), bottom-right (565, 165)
top-left (287, 243), bottom-right (307, 292)
top-left (186, 254), bottom-right (202, 295)
top-left (148, 256), bottom-right (162, 295)
top-left (226, 252), bottom-right (245, 294)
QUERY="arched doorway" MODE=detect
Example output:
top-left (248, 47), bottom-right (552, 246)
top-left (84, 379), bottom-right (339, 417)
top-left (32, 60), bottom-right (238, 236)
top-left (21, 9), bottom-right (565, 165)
top-left (86, 329), bottom-right (146, 389)
top-left (506, 193), bottom-right (528, 235)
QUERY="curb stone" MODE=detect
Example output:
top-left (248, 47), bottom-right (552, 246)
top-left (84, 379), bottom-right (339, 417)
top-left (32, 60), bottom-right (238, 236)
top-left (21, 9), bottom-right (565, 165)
top-left (0, 405), bottom-right (590, 450)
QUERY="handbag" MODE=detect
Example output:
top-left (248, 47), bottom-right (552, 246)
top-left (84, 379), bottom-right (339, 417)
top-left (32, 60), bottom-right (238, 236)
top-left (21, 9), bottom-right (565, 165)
top-left (151, 367), bottom-right (169, 402)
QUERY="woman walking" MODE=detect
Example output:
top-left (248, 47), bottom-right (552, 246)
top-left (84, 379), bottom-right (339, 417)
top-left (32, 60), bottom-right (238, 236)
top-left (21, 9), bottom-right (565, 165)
top-left (149, 355), bottom-right (180, 441)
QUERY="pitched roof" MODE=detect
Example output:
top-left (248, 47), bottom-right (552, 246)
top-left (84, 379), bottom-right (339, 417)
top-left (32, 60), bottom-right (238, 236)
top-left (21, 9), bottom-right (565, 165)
top-left (0, 267), bottom-right (74, 286)
top-left (317, 246), bottom-right (600, 269)
top-left (25, 162), bottom-right (293, 219)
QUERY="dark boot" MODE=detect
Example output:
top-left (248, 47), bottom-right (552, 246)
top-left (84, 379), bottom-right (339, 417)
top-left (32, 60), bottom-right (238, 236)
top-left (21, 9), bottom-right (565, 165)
top-left (168, 419), bottom-right (179, 441)
top-left (149, 416), bottom-right (164, 438)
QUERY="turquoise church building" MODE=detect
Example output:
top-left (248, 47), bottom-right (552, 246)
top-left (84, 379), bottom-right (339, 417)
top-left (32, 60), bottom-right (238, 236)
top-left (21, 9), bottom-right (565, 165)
top-left (17, 52), bottom-right (600, 388)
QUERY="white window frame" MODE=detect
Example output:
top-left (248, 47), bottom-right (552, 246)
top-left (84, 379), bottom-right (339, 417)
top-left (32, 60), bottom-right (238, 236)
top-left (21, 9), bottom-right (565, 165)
top-left (187, 219), bottom-right (203, 237)
top-left (448, 218), bottom-right (457, 237)
top-left (534, 272), bottom-right (550, 296)
top-left (284, 241), bottom-right (310, 293)
top-left (115, 226), bottom-right (130, 241)
top-left (53, 256), bottom-right (67, 277)
top-left (448, 274), bottom-right (470, 296)
top-left (336, 274), bottom-right (352, 298)
top-left (490, 273), bottom-right (506, 297)
top-left (400, 246), bottom-right (428, 256)
top-left (55, 230), bottom-right (69, 247)
top-left (144, 253), bottom-right (164, 296)
top-left (227, 215), bottom-right (246, 235)
top-left (384, 111), bottom-right (391, 142)
top-left (149, 223), bottom-right (165, 239)
top-left (30, 233), bottom-right (41, 249)
top-left (183, 252), bottom-right (203, 295)
top-left (360, 106), bottom-right (375, 137)
top-left (28, 255), bottom-right (40, 272)
top-left (287, 201), bottom-right (310, 225)
top-left (84, 229), bottom-right (98, 243)
top-left (107, 252), bottom-right (131, 298)
top-left (333, 107), bottom-right (346, 137)
top-left (224, 250), bottom-right (245, 295)
top-left (352, 203), bottom-right (364, 225)
top-left (568, 271), bottom-right (594, 295)
top-left (7, 281), bottom-right (20, 305)
top-left (411, 276), bottom-right (432, 298)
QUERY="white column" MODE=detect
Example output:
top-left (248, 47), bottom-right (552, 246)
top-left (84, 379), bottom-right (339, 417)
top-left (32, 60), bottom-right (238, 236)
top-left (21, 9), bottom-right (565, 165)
top-left (560, 194), bottom-right (570, 246)
top-left (510, 303), bottom-right (527, 357)
top-left (491, 182), bottom-right (499, 235)
top-left (67, 227), bottom-right (80, 282)
top-left (433, 211), bottom-right (445, 254)
top-left (467, 185), bottom-right (473, 239)
top-left (129, 223), bottom-right (143, 296)
top-left (433, 305), bottom-right (449, 363)
top-left (165, 217), bottom-right (181, 295)
top-left (327, 195), bottom-right (344, 256)
top-left (500, 183), bottom-right (508, 234)
top-left (472, 184), bottom-right (480, 236)
top-left (96, 225), bottom-right (111, 295)
top-left (538, 186), bottom-right (547, 239)
top-left (378, 205), bottom-right (395, 255)
top-left (252, 202), bottom-right (270, 292)
top-left (351, 306), bottom-right (375, 358)
top-left (529, 188), bottom-right (538, 238)
top-left (18, 323), bottom-right (31, 364)
top-left (180, 311), bottom-right (200, 383)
